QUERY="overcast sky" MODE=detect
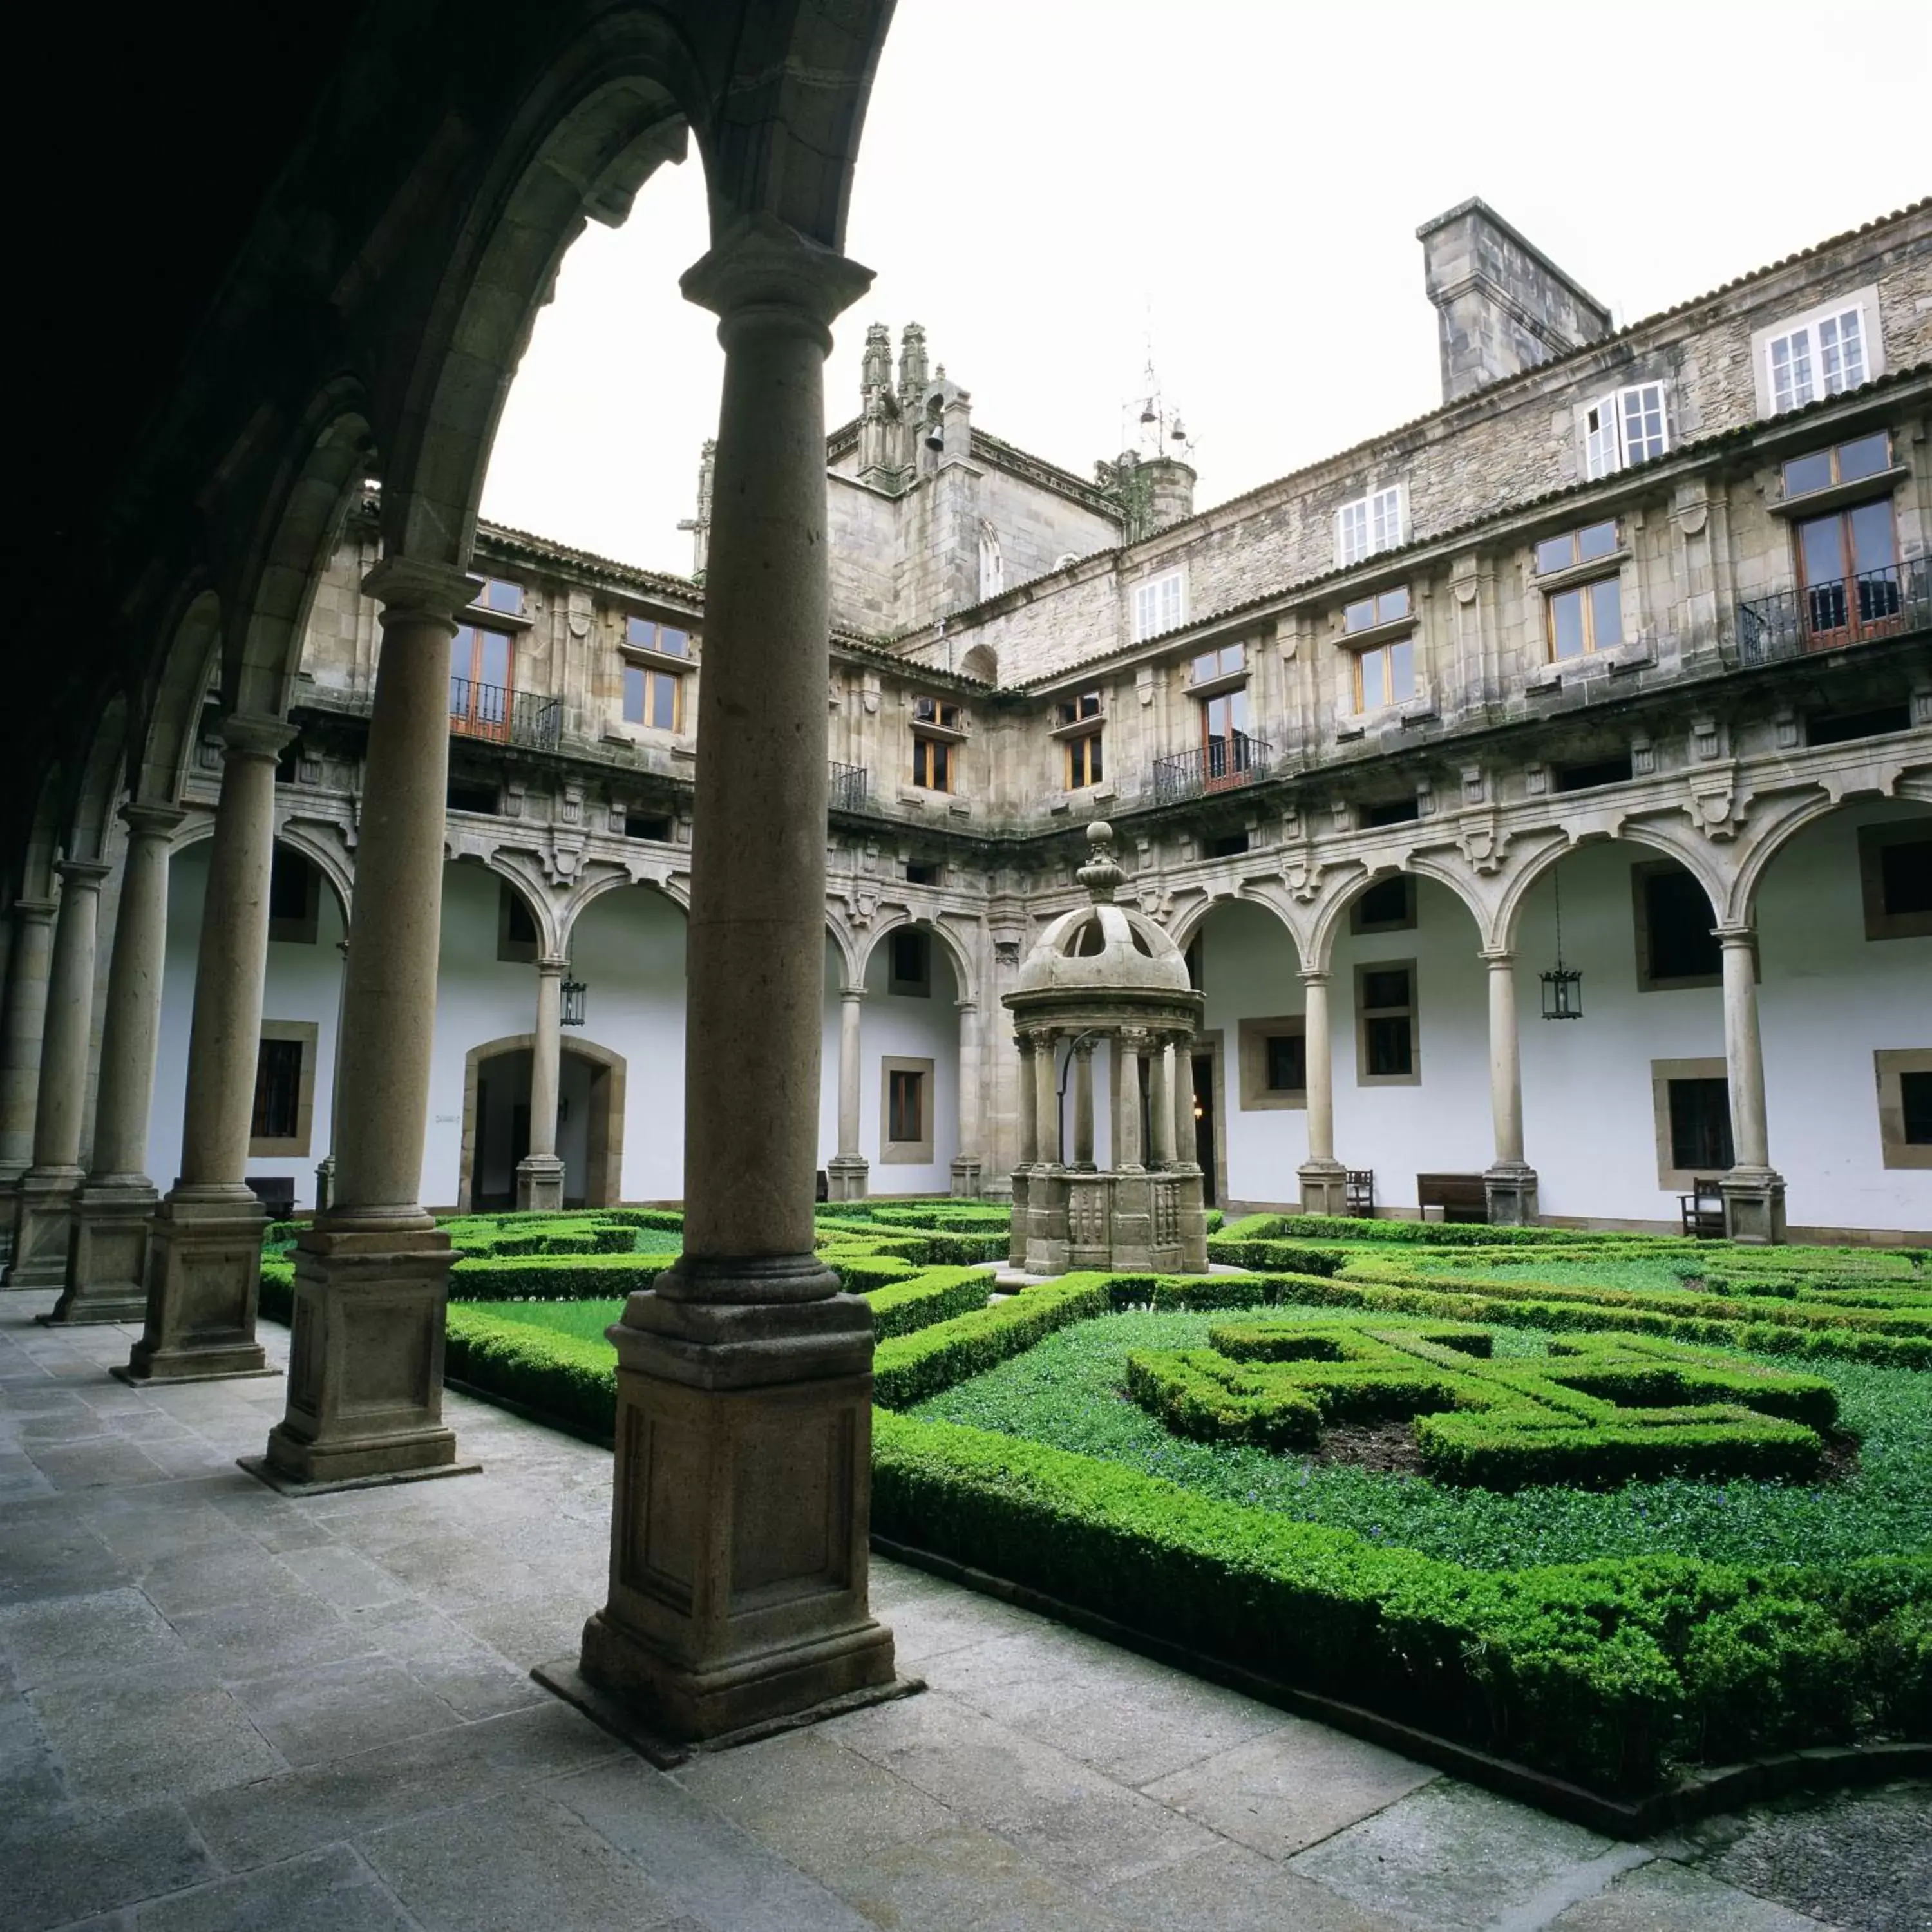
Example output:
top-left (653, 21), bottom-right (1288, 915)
top-left (481, 0), bottom-right (1931, 580)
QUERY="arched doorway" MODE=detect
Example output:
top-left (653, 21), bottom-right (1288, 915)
top-left (460, 1034), bottom-right (627, 1211)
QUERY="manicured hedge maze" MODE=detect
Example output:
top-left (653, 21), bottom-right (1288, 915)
top-left (256, 1204), bottom-right (1931, 1800)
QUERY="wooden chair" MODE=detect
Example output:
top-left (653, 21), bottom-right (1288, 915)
top-left (1680, 1177), bottom-right (1725, 1239)
top-left (1345, 1170), bottom-right (1375, 1217)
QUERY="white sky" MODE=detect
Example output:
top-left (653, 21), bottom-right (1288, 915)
top-left (481, 0), bottom-right (1932, 581)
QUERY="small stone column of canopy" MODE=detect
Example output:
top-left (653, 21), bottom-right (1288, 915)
top-left (569, 215), bottom-right (900, 1745)
top-left (1296, 969), bottom-right (1349, 1215)
top-left (5, 858), bottom-right (111, 1289)
top-left (258, 557), bottom-right (480, 1484)
top-left (826, 983), bottom-right (868, 1200)
top-left (1718, 925), bottom-right (1786, 1244)
top-left (121, 715), bottom-right (293, 1380)
top-left (52, 803), bottom-right (184, 1322)
top-left (950, 997), bottom-right (982, 1197)
top-left (1481, 951), bottom-right (1539, 1227)
top-left (1070, 1037), bottom-right (1097, 1169)
top-left (0, 897), bottom-right (57, 1213)
top-left (515, 957), bottom-right (567, 1211)
top-left (1009, 1032), bottom-right (1037, 1267)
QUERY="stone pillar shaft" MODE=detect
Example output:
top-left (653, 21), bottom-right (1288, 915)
top-left (1035, 1030), bottom-right (1062, 1164)
top-left (1171, 1038), bottom-right (1195, 1170)
top-left (1117, 1036), bottom-right (1144, 1171)
top-left (1721, 932), bottom-right (1769, 1171)
top-left (837, 989), bottom-right (862, 1158)
top-left (1071, 1038), bottom-right (1095, 1168)
top-left (952, 998), bottom-right (981, 1196)
top-left (516, 956), bottom-right (567, 1211)
top-left (1486, 952), bottom-right (1524, 1167)
top-left (0, 899), bottom-right (56, 1183)
top-left (1014, 1036), bottom-right (1038, 1166)
top-left (1149, 1043), bottom-right (1175, 1166)
top-left (1303, 973), bottom-right (1334, 1164)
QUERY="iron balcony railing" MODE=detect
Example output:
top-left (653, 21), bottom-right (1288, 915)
top-left (448, 679), bottom-right (563, 750)
top-left (829, 761), bottom-right (869, 811)
top-left (1735, 561), bottom-right (1929, 668)
top-left (1151, 734), bottom-right (1272, 807)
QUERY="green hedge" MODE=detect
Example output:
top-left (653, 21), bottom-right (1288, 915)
top-left (1212, 1213), bottom-right (1678, 1251)
top-left (866, 1267), bottom-right (996, 1340)
top-left (448, 1252), bottom-right (668, 1300)
top-left (444, 1308), bottom-right (617, 1439)
top-left (873, 1275), bottom-right (1115, 1408)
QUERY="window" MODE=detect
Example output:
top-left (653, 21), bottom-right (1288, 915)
top-left (905, 859), bottom-right (943, 887)
top-left (623, 662), bottom-right (683, 731)
top-left (1534, 521), bottom-right (1620, 574)
top-left (447, 779), bottom-right (498, 817)
top-left (1056, 691), bottom-right (1103, 726)
top-left (1352, 636), bottom-right (1414, 712)
top-left (1792, 496), bottom-right (1901, 647)
top-left (1363, 798), bottom-right (1419, 828)
top-left (911, 734), bottom-right (952, 792)
top-left (1351, 875), bottom-right (1415, 934)
top-left (1633, 863), bottom-right (1721, 990)
top-left (880, 1057), bottom-right (935, 1163)
top-left (473, 577), bottom-right (524, 616)
top-left (1857, 824), bottom-right (1932, 940)
top-left (1197, 685), bottom-right (1252, 784)
top-left (625, 813), bottom-right (672, 842)
top-left (1668, 1077), bottom-right (1735, 1172)
top-left (450, 624), bottom-right (513, 740)
top-left (497, 882), bottom-right (538, 964)
top-left (1343, 587), bottom-right (1410, 634)
top-left (1206, 832), bottom-right (1248, 858)
top-left (267, 848), bottom-right (320, 945)
top-left (1809, 703), bottom-right (1911, 746)
top-left (1188, 643), bottom-right (1245, 686)
top-left (249, 1022), bottom-right (318, 1156)
top-left (1237, 1016), bottom-right (1307, 1111)
top-left (625, 614), bottom-right (690, 658)
top-left (1337, 486), bottom-right (1403, 567)
top-left (1781, 432), bottom-right (1891, 499)
top-left (1132, 571), bottom-right (1185, 641)
top-left (1554, 752), bottom-right (1633, 793)
top-left (1766, 305), bottom-right (1866, 413)
top-left (913, 696), bottom-right (960, 730)
top-left (1582, 383), bottom-right (1669, 478)
top-left (887, 927), bottom-right (931, 996)
top-left (1356, 961), bottom-right (1417, 1085)
top-left (1065, 731), bottom-right (1104, 789)
top-left (1876, 1051), bottom-right (1932, 1168)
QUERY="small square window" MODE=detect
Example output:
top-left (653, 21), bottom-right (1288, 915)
top-left (1766, 305), bottom-right (1867, 413)
top-left (1338, 487), bottom-right (1403, 567)
top-left (1237, 1016), bottom-right (1306, 1110)
top-left (1343, 586), bottom-right (1410, 634)
top-left (905, 859), bottom-right (943, 886)
top-left (1583, 384), bottom-right (1669, 478)
top-left (1189, 643), bottom-right (1245, 685)
top-left (625, 813), bottom-right (671, 842)
top-left (880, 1056), bottom-right (936, 1162)
top-left (1056, 692), bottom-right (1102, 725)
top-left (1668, 1076), bottom-right (1734, 1172)
top-left (1265, 1033), bottom-right (1305, 1093)
top-left (888, 928), bottom-right (931, 996)
top-left (1356, 961), bottom-right (1417, 1086)
top-left (1857, 824), bottom-right (1932, 940)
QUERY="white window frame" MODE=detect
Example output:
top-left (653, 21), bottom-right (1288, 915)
top-left (1753, 290), bottom-right (1882, 417)
top-left (1132, 569), bottom-right (1186, 642)
top-left (1336, 485), bottom-right (1404, 567)
top-left (1582, 382), bottom-right (1669, 479)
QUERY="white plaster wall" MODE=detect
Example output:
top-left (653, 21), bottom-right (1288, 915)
top-left (1195, 900), bottom-right (1306, 1203)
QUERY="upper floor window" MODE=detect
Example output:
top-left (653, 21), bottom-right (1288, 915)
top-left (473, 577), bottom-right (524, 616)
top-left (1766, 305), bottom-right (1866, 413)
top-left (1337, 486), bottom-right (1403, 567)
top-left (1056, 691), bottom-right (1102, 726)
top-left (1188, 642), bottom-right (1245, 687)
top-left (623, 662), bottom-right (682, 732)
top-left (1535, 521), bottom-right (1623, 663)
top-left (450, 623), bottom-right (513, 740)
top-left (626, 614), bottom-right (690, 659)
top-left (1343, 587), bottom-right (1410, 634)
top-left (1132, 571), bottom-right (1185, 641)
top-left (1534, 520), bottom-right (1620, 576)
top-left (1352, 638), bottom-right (1414, 714)
top-left (1056, 691), bottom-right (1104, 790)
top-left (1583, 383), bottom-right (1669, 479)
top-left (1781, 432), bottom-right (1891, 500)
top-left (913, 696), bottom-right (961, 730)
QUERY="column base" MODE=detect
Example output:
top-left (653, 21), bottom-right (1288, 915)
top-left (824, 1155), bottom-right (869, 1202)
top-left (3, 1166), bottom-right (84, 1291)
top-left (1007, 1169), bottom-right (1030, 1267)
top-left (314, 1155), bottom-right (335, 1215)
top-left (515, 1155), bottom-right (567, 1212)
top-left (579, 1277), bottom-right (895, 1744)
top-left (261, 1225), bottom-right (463, 1486)
top-left (118, 1188), bottom-right (270, 1382)
top-left (1720, 1168), bottom-right (1787, 1245)
top-left (949, 1155), bottom-right (982, 1200)
top-left (1483, 1162), bottom-right (1540, 1227)
top-left (44, 1178), bottom-right (159, 1324)
top-left (1298, 1159), bottom-right (1350, 1217)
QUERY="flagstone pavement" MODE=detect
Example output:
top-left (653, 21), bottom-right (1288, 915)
top-left (2, 1293), bottom-right (1924, 1932)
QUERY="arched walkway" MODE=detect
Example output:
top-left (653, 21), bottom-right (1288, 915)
top-left (460, 1032), bottom-right (628, 1210)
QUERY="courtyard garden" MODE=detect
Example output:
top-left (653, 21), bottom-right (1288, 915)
top-left (260, 1206), bottom-right (1931, 1806)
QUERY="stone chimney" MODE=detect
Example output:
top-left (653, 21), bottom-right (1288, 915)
top-left (1417, 199), bottom-right (1611, 402)
top-left (1142, 456), bottom-right (1196, 530)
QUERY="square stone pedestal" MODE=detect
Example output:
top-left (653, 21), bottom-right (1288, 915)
top-left (1483, 1162), bottom-right (1540, 1227)
top-left (949, 1155), bottom-right (982, 1199)
top-left (1023, 1166), bottom-right (1072, 1274)
top-left (261, 1226), bottom-right (466, 1486)
top-left (515, 1154), bottom-right (565, 1211)
top-left (1721, 1168), bottom-right (1788, 1245)
top-left (4, 1168), bottom-right (83, 1290)
top-left (573, 1282), bottom-right (898, 1743)
top-left (1007, 1170), bottom-right (1032, 1267)
top-left (1298, 1160), bottom-right (1350, 1216)
top-left (824, 1155), bottom-right (869, 1202)
top-left (118, 1189), bottom-right (272, 1383)
top-left (45, 1180), bottom-right (158, 1324)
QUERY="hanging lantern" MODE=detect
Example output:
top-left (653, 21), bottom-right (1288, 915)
top-left (1539, 866), bottom-right (1583, 1021)
top-left (560, 978), bottom-right (588, 1027)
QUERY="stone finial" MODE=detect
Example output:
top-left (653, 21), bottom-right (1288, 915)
top-left (898, 322), bottom-right (929, 401)
top-left (1077, 820), bottom-right (1122, 904)
top-left (862, 322), bottom-right (891, 393)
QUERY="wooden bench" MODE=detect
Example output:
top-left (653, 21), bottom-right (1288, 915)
top-left (1345, 1170), bottom-right (1376, 1217)
top-left (1680, 1177), bottom-right (1725, 1239)
top-left (1416, 1173), bottom-right (1488, 1225)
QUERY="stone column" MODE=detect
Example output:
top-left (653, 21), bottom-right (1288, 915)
top-left (826, 984), bottom-right (867, 1200)
top-left (1117, 1034), bottom-right (1144, 1171)
top-left (1169, 1034), bottom-right (1209, 1271)
top-left (1296, 969), bottom-right (1349, 1215)
top-left (1035, 1030), bottom-right (1062, 1164)
top-left (515, 957), bottom-right (567, 1210)
top-left (573, 214), bottom-right (898, 1744)
top-left (0, 898), bottom-right (56, 1202)
top-left (951, 998), bottom-right (982, 1198)
top-left (312, 934), bottom-right (349, 1214)
top-left (1171, 1038), bottom-right (1196, 1173)
top-left (1070, 1037), bottom-right (1096, 1169)
top-left (121, 716), bottom-right (291, 1379)
top-left (1148, 1039), bottom-right (1175, 1166)
top-left (260, 558), bottom-right (478, 1479)
top-left (6, 861), bottom-right (111, 1288)
top-left (53, 804), bottom-right (184, 1322)
top-left (1481, 951), bottom-right (1537, 1227)
top-left (1009, 1033), bottom-right (1036, 1268)
top-left (1717, 927), bottom-right (1785, 1244)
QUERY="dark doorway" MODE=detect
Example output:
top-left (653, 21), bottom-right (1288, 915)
top-left (1192, 1053), bottom-right (1217, 1205)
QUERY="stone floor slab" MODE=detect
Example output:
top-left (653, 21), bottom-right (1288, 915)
top-left (0, 1587), bottom-right (189, 1690)
top-left (225, 1650), bottom-right (469, 1766)
top-left (131, 1845), bottom-right (416, 1932)
top-left (1546, 1857), bottom-right (1831, 1931)
top-left (0, 1800), bottom-right (218, 1932)
top-left (1101, 1841), bottom-right (1408, 1932)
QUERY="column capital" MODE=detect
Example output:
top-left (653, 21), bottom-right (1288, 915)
top-left (118, 800), bottom-right (186, 841)
top-left (54, 858), bottom-right (112, 890)
top-left (1714, 924), bottom-right (1756, 947)
top-left (219, 712), bottom-right (298, 763)
top-left (536, 954), bottom-right (569, 976)
top-left (955, 997), bottom-right (978, 1016)
top-left (838, 982), bottom-right (865, 1003)
top-left (1014, 1031), bottom-right (1036, 1057)
top-left (1481, 949), bottom-right (1517, 969)
top-left (1298, 968), bottom-right (1331, 989)
top-left (681, 213), bottom-right (874, 348)
top-left (361, 556), bottom-right (483, 629)
top-left (9, 896), bottom-right (57, 924)
top-left (1071, 1034), bottom-right (1097, 1060)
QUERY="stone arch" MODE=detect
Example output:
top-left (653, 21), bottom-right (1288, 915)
top-left (443, 851), bottom-right (561, 959)
top-left (62, 697), bottom-right (131, 865)
top-left (1308, 855), bottom-right (1491, 972)
top-left (1168, 886), bottom-right (1303, 960)
top-left (269, 820), bottom-right (354, 929)
top-left (1493, 820), bottom-right (1732, 954)
top-left (958, 642), bottom-right (998, 684)
top-left (556, 866), bottom-right (692, 954)
top-left (857, 912), bottom-right (976, 1005)
top-left (1727, 791), bottom-right (1932, 930)
top-left (458, 1030), bottom-right (627, 1212)
top-left (133, 587), bottom-right (223, 808)
top-left (227, 390), bottom-right (375, 719)
top-left (824, 914), bottom-right (861, 993)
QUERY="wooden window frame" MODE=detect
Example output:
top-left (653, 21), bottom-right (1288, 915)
top-left (450, 623), bottom-right (515, 741)
top-left (1544, 574), bottom-right (1623, 663)
top-left (1237, 1015), bottom-right (1307, 1112)
top-left (622, 661), bottom-right (684, 732)
top-left (1064, 730), bottom-right (1104, 790)
top-left (1354, 958), bottom-right (1419, 1087)
top-left (1858, 822), bottom-right (1932, 941)
top-left (911, 733), bottom-right (954, 793)
top-left (249, 1020), bottom-right (319, 1157)
top-left (1875, 1049), bottom-right (1932, 1170)
top-left (1790, 498), bottom-right (1904, 650)
top-left (1630, 861), bottom-right (1725, 992)
top-left (1651, 1057), bottom-right (1733, 1190)
top-left (880, 1056), bottom-right (935, 1164)
top-left (1351, 636), bottom-right (1415, 713)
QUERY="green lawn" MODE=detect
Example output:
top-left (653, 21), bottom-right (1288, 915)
top-left (909, 1305), bottom-right (1932, 1573)
top-left (468, 1298), bottom-right (626, 1343)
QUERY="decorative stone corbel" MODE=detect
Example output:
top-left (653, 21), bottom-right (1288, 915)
top-left (1685, 767), bottom-right (1747, 842)
top-left (1457, 812), bottom-right (1510, 876)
